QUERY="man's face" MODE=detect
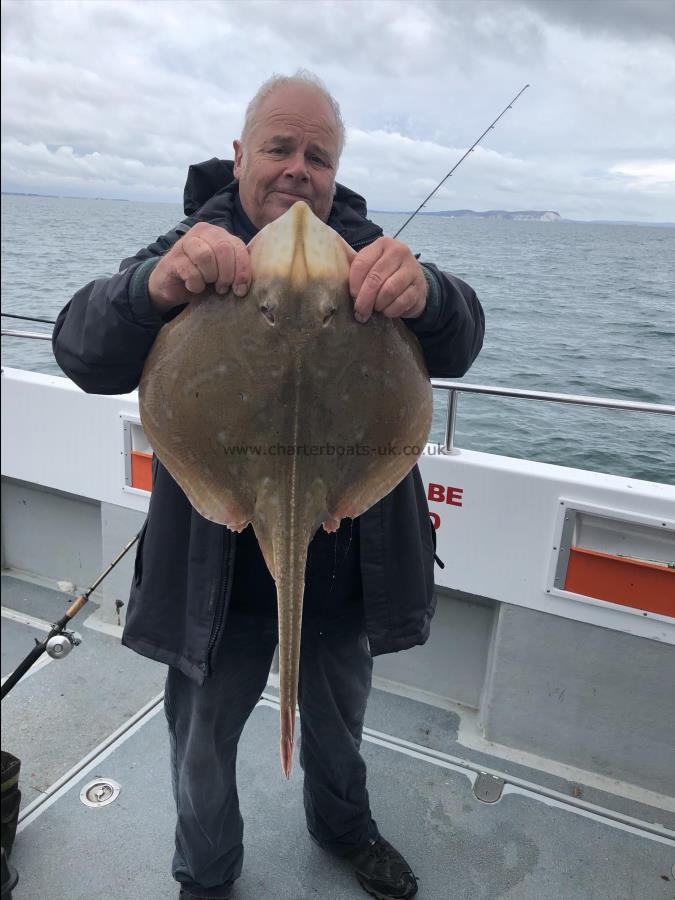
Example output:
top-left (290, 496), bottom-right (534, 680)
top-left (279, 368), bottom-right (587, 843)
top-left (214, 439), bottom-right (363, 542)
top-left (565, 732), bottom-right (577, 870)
top-left (233, 84), bottom-right (340, 230)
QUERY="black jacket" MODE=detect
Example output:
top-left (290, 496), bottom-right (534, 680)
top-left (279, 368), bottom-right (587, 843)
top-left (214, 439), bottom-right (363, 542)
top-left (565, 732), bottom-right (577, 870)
top-left (53, 159), bottom-right (484, 684)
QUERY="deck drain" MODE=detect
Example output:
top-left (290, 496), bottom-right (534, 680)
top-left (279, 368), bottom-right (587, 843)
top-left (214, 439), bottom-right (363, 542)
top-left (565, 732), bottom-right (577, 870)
top-left (473, 772), bottom-right (505, 803)
top-left (80, 778), bottom-right (120, 808)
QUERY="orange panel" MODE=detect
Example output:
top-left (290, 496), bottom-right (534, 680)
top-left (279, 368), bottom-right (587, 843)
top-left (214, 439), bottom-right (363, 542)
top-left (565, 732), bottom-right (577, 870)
top-left (130, 450), bottom-right (153, 492)
top-left (564, 547), bottom-right (675, 617)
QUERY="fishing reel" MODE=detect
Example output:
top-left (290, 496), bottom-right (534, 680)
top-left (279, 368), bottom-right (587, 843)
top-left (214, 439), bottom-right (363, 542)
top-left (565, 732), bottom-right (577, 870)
top-left (45, 630), bottom-right (81, 659)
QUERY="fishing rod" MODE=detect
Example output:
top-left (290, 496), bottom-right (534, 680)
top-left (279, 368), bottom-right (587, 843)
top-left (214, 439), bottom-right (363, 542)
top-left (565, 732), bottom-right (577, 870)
top-left (1, 312), bottom-right (56, 326)
top-left (393, 84), bottom-right (530, 239)
top-left (1, 531), bottom-right (141, 700)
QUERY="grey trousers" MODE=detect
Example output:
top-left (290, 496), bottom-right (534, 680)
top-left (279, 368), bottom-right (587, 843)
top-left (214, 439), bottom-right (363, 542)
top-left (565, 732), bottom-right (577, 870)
top-left (164, 611), bottom-right (378, 898)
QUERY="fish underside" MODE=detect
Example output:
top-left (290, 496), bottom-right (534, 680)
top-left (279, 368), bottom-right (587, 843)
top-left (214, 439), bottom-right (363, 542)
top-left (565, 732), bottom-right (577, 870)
top-left (140, 202), bottom-right (433, 776)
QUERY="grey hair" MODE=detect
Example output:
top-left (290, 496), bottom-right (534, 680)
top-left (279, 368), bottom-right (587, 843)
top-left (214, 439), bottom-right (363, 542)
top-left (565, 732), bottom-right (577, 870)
top-left (240, 69), bottom-right (346, 158)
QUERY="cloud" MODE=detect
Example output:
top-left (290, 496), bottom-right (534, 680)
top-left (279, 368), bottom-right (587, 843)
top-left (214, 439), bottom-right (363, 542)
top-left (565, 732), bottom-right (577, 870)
top-left (609, 159), bottom-right (675, 193)
top-left (1, 137), bottom-right (184, 198)
top-left (1, 0), bottom-right (674, 221)
top-left (519, 0), bottom-right (675, 42)
top-left (340, 130), bottom-right (533, 209)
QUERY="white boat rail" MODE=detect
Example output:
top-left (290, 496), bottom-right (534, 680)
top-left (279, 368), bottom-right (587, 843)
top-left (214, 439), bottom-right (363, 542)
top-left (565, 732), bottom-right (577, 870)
top-left (1, 328), bottom-right (52, 341)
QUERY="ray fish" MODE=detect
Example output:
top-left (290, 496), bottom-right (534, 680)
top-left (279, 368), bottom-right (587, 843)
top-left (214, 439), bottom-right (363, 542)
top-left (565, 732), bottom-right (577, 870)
top-left (140, 201), bottom-right (433, 776)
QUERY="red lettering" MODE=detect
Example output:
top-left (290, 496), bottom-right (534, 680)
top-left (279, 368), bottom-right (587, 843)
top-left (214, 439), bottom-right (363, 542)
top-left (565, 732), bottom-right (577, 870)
top-left (446, 487), bottom-right (463, 508)
top-left (429, 512), bottom-right (441, 530)
top-left (427, 482), bottom-right (464, 508)
top-left (428, 482), bottom-right (446, 503)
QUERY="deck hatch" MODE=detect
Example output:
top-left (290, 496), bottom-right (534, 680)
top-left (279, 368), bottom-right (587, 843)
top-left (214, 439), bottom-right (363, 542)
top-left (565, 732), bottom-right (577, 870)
top-left (473, 772), bottom-right (505, 803)
top-left (79, 778), bottom-right (120, 808)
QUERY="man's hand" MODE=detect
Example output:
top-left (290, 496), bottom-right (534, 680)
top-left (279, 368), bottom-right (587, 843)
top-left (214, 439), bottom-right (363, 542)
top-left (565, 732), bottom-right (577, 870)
top-left (148, 222), bottom-right (251, 315)
top-left (349, 237), bottom-right (428, 323)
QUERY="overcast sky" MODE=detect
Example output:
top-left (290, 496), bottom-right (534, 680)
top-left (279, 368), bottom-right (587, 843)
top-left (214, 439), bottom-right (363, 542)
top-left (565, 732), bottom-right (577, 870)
top-left (2, 0), bottom-right (674, 221)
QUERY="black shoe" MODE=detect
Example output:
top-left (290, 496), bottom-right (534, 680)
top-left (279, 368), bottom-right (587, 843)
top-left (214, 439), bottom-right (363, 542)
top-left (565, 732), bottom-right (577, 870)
top-left (345, 835), bottom-right (418, 899)
top-left (178, 890), bottom-right (230, 900)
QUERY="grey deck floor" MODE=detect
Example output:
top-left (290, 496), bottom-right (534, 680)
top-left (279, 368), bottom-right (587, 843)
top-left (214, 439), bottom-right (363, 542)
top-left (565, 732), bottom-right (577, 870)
top-left (2, 575), bottom-right (674, 899)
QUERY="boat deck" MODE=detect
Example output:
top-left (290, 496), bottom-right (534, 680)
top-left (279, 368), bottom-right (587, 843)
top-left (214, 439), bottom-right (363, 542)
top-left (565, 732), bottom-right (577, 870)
top-left (2, 574), bottom-right (674, 900)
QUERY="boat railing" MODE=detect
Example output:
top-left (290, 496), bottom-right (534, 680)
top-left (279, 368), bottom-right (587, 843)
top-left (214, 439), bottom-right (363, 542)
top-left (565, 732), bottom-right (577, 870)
top-left (1, 329), bottom-right (52, 341)
top-left (430, 379), bottom-right (675, 453)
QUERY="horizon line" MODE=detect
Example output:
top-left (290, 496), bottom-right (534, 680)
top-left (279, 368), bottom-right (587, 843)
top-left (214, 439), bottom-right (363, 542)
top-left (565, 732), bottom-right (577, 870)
top-left (2, 191), bottom-right (673, 227)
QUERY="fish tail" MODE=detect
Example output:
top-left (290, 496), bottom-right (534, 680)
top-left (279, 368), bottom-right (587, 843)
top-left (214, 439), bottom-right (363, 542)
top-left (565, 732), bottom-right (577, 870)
top-left (268, 511), bottom-right (309, 778)
top-left (280, 704), bottom-right (295, 778)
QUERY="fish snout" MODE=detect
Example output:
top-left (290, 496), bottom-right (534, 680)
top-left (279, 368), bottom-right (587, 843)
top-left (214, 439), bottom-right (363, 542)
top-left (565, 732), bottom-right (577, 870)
top-left (248, 202), bottom-right (353, 290)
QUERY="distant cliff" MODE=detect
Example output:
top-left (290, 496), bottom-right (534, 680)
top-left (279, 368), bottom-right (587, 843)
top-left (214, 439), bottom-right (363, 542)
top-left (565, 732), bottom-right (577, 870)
top-left (423, 209), bottom-right (561, 222)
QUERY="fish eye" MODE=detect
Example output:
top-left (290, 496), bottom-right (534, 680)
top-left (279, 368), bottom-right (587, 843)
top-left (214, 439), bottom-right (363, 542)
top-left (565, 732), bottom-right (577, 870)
top-left (260, 303), bottom-right (276, 326)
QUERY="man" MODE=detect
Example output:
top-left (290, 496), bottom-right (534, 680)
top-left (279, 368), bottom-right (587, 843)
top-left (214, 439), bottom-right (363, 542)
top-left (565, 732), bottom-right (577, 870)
top-left (53, 71), bottom-right (484, 900)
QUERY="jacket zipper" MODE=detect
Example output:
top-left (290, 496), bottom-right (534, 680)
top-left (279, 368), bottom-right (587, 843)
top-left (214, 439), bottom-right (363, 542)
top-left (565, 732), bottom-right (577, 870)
top-left (205, 530), bottom-right (233, 675)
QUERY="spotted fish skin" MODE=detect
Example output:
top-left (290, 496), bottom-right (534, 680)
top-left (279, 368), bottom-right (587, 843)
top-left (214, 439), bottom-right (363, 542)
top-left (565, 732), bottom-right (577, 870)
top-left (139, 201), bottom-right (433, 776)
